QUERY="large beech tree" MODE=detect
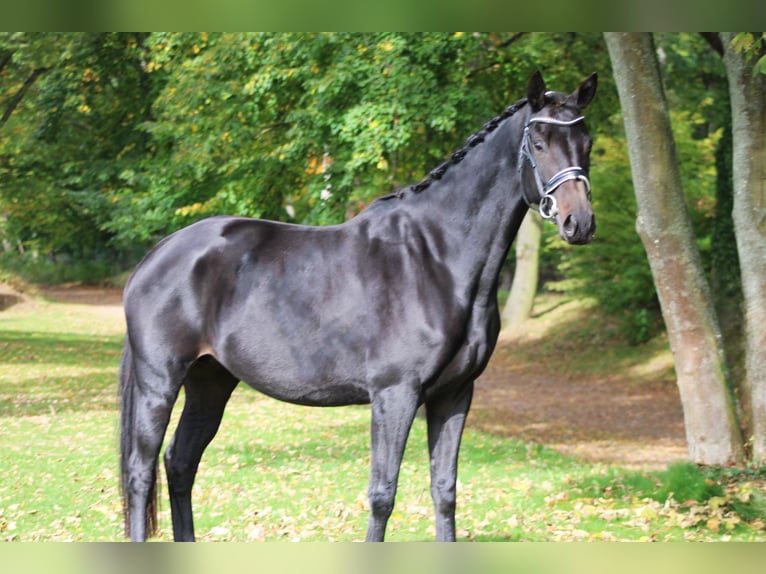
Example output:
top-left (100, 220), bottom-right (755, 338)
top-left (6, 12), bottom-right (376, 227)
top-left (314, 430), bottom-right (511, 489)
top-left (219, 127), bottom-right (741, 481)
top-left (604, 32), bottom-right (745, 465)
top-left (720, 32), bottom-right (766, 462)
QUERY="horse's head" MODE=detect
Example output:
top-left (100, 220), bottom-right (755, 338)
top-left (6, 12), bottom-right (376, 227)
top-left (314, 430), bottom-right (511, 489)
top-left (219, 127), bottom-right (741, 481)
top-left (519, 71), bottom-right (598, 245)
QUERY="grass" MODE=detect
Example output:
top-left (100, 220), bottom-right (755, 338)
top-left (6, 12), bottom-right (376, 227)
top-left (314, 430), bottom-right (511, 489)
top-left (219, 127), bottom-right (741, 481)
top-left (1, 292), bottom-right (766, 542)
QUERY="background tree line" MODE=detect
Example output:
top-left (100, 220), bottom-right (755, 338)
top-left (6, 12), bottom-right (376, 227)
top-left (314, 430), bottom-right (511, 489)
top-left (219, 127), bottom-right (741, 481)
top-left (1, 32), bottom-right (763, 465)
top-left (0, 33), bottom-right (715, 335)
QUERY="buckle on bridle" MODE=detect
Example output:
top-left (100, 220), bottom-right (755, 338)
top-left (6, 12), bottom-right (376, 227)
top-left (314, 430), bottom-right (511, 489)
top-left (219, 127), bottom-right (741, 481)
top-left (539, 194), bottom-right (558, 220)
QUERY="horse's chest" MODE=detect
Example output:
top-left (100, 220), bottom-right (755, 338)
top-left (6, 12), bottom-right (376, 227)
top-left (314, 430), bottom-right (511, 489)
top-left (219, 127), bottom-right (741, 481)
top-left (427, 302), bottom-right (500, 393)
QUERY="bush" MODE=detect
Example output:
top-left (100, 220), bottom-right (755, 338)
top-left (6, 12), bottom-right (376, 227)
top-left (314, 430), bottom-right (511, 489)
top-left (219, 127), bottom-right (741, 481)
top-left (0, 251), bottom-right (125, 286)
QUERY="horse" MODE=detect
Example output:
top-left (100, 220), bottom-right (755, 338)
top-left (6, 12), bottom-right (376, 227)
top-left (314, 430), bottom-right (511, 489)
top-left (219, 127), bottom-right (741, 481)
top-left (119, 70), bottom-right (598, 542)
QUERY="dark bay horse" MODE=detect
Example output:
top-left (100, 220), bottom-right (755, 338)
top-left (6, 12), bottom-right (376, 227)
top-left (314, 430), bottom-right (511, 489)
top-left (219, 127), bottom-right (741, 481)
top-left (120, 71), bottom-right (598, 542)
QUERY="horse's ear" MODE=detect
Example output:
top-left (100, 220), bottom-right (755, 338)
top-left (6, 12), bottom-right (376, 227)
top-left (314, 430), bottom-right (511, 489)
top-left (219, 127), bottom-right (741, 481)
top-left (569, 72), bottom-right (598, 110)
top-left (527, 71), bottom-right (546, 112)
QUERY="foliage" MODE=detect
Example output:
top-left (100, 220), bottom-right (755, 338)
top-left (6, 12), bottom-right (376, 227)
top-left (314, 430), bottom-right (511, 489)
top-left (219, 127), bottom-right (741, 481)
top-left (1, 33), bottom-right (154, 257)
top-left (2, 32), bottom-right (610, 259)
top-left (0, 32), bottom-right (746, 352)
top-left (731, 32), bottom-right (766, 75)
top-left (118, 32), bottom-right (499, 239)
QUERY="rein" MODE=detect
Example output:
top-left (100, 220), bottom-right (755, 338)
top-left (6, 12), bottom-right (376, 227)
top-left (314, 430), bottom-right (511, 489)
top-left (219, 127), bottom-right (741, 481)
top-left (518, 113), bottom-right (592, 221)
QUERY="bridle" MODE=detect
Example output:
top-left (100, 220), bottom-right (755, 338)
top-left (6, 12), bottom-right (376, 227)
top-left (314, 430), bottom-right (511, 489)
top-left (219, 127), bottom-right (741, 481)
top-left (518, 113), bottom-right (592, 221)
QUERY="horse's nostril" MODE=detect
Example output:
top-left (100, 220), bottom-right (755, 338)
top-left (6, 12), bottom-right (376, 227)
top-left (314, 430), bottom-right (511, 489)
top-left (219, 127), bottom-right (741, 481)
top-left (563, 214), bottom-right (578, 237)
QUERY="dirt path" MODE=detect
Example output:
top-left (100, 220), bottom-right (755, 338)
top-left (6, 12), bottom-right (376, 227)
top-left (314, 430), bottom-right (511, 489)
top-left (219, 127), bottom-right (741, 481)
top-left (13, 284), bottom-right (689, 470)
top-left (40, 285), bottom-right (124, 306)
top-left (471, 346), bottom-right (687, 469)
top-left (0, 283), bottom-right (25, 311)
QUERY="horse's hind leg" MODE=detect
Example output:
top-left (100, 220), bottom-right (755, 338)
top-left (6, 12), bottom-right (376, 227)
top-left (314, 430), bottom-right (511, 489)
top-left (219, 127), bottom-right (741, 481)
top-left (163, 357), bottom-right (238, 542)
top-left (425, 381), bottom-right (473, 542)
top-left (122, 358), bottom-right (182, 541)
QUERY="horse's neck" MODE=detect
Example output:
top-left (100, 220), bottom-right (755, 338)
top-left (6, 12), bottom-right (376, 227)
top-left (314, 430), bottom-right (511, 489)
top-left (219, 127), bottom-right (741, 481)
top-left (412, 115), bottom-right (529, 299)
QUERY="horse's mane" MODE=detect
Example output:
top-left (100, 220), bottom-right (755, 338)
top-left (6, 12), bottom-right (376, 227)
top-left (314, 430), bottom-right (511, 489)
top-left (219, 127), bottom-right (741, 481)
top-left (406, 97), bottom-right (528, 194)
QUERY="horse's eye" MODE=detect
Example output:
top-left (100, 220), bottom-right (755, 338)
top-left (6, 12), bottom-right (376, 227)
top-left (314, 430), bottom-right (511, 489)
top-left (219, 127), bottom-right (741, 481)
top-left (533, 140), bottom-right (544, 151)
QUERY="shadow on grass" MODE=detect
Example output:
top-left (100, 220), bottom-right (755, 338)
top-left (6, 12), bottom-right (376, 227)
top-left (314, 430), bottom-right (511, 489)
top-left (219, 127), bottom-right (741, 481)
top-left (0, 330), bottom-right (122, 416)
top-left (0, 330), bottom-right (122, 366)
top-left (0, 372), bottom-right (119, 416)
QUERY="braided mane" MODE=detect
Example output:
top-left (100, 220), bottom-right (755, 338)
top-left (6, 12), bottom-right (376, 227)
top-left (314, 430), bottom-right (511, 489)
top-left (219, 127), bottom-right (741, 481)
top-left (407, 98), bottom-right (528, 194)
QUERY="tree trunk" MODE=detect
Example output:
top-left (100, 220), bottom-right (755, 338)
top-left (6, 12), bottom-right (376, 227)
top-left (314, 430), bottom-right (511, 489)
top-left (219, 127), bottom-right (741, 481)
top-left (501, 210), bottom-right (542, 330)
top-left (721, 32), bottom-right (766, 462)
top-left (710, 107), bottom-right (749, 449)
top-left (604, 32), bottom-right (744, 465)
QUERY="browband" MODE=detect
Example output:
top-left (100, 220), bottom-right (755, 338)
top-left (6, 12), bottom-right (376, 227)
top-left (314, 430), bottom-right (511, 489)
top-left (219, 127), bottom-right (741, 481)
top-left (526, 116), bottom-right (585, 127)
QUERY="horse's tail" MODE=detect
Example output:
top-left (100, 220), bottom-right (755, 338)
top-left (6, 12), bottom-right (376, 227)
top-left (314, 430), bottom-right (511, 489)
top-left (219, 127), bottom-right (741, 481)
top-left (118, 334), bottom-right (158, 539)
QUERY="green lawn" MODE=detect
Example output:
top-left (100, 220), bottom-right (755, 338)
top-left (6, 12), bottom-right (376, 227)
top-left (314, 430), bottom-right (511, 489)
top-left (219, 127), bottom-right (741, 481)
top-left (2, 295), bottom-right (765, 542)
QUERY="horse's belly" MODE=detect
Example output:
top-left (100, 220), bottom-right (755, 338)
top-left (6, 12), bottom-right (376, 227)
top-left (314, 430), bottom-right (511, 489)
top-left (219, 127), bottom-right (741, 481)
top-left (238, 374), bottom-right (371, 407)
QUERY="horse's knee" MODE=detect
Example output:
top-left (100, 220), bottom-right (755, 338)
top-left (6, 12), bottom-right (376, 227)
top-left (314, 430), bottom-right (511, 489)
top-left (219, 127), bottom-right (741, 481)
top-left (368, 483), bottom-right (396, 519)
top-left (431, 478), bottom-right (456, 516)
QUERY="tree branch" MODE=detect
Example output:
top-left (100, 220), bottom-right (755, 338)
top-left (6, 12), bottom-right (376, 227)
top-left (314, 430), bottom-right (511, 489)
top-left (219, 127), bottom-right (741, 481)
top-left (0, 66), bottom-right (49, 129)
top-left (498, 32), bottom-right (526, 49)
top-left (466, 33), bottom-right (527, 79)
top-left (256, 121), bottom-right (294, 137)
top-left (700, 33), bottom-right (724, 57)
top-left (0, 49), bottom-right (13, 75)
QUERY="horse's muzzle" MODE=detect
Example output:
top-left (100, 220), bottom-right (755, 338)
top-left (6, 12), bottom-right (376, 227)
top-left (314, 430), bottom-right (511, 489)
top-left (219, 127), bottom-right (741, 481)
top-left (561, 212), bottom-right (596, 245)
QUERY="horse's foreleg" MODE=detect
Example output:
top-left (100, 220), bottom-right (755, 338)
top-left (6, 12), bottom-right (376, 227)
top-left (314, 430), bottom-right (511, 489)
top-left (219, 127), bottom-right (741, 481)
top-left (164, 366), bottom-right (238, 542)
top-left (365, 383), bottom-right (421, 542)
top-left (425, 381), bottom-right (474, 542)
